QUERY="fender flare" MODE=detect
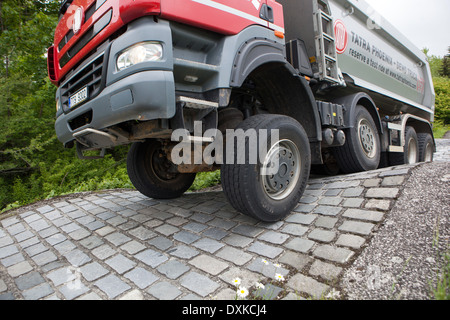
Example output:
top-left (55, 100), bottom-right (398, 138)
top-left (230, 38), bottom-right (287, 88)
top-left (228, 39), bottom-right (323, 164)
top-left (400, 114), bottom-right (436, 151)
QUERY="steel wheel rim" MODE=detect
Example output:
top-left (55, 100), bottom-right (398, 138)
top-left (407, 137), bottom-right (418, 164)
top-left (261, 139), bottom-right (301, 201)
top-left (424, 143), bottom-right (433, 162)
top-left (358, 118), bottom-right (377, 159)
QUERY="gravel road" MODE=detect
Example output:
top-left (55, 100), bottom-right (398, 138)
top-left (340, 138), bottom-right (449, 300)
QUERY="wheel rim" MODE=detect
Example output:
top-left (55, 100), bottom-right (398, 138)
top-left (261, 139), bottom-right (301, 201)
top-left (357, 118), bottom-right (377, 159)
top-left (406, 137), bottom-right (418, 164)
top-left (424, 143), bottom-right (433, 162)
top-left (148, 144), bottom-right (179, 181)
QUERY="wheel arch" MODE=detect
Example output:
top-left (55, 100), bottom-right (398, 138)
top-left (331, 92), bottom-right (383, 135)
top-left (401, 114), bottom-right (436, 152)
top-left (230, 41), bottom-right (322, 164)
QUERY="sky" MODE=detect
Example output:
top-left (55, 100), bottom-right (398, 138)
top-left (364, 0), bottom-right (450, 57)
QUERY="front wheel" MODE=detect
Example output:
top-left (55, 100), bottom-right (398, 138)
top-left (221, 114), bottom-right (311, 222)
top-left (127, 140), bottom-right (196, 199)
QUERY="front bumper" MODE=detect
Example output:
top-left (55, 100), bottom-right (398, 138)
top-left (54, 17), bottom-right (175, 147)
top-left (55, 70), bottom-right (175, 146)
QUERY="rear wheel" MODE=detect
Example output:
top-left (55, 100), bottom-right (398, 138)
top-left (418, 132), bottom-right (434, 162)
top-left (127, 140), bottom-right (196, 199)
top-left (390, 126), bottom-right (419, 165)
top-left (221, 114), bottom-right (311, 222)
top-left (333, 105), bottom-right (381, 173)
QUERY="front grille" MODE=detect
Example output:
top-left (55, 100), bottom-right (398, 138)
top-left (60, 52), bottom-right (104, 110)
top-left (59, 9), bottom-right (112, 68)
top-left (58, 0), bottom-right (106, 52)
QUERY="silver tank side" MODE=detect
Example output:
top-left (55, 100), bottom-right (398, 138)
top-left (328, 0), bottom-right (435, 121)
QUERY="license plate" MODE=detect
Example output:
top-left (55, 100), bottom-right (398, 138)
top-left (69, 86), bottom-right (88, 108)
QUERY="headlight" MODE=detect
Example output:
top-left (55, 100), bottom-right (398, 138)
top-left (116, 42), bottom-right (163, 71)
top-left (56, 98), bottom-right (61, 112)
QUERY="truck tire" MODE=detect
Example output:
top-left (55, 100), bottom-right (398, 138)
top-left (221, 114), bottom-right (311, 222)
top-left (127, 140), bottom-right (196, 199)
top-left (390, 126), bottom-right (419, 165)
top-left (418, 132), bottom-right (434, 162)
top-left (332, 105), bottom-right (381, 173)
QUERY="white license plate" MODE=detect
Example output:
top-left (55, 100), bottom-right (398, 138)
top-left (69, 86), bottom-right (88, 108)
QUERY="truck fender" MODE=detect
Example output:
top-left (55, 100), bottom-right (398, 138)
top-left (229, 37), bottom-right (322, 142)
top-left (331, 92), bottom-right (383, 135)
top-left (230, 38), bottom-right (287, 88)
top-left (400, 114), bottom-right (436, 152)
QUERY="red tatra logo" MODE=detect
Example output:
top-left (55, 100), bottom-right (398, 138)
top-left (334, 20), bottom-right (348, 54)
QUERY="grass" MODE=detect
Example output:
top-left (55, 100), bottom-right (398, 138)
top-left (430, 212), bottom-right (450, 300)
top-left (189, 170), bottom-right (221, 191)
top-left (431, 252), bottom-right (450, 300)
top-left (433, 121), bottom-right (450, 139)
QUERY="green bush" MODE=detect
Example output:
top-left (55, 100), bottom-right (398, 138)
top-left (433, 77), bottom-right (450, 125)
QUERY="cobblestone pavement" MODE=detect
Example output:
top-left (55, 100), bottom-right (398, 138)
top-left (0, 139), bottom-right (449, 300)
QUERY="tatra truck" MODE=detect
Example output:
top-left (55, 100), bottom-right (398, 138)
top-left (48, 0), bottom-right (436, 222)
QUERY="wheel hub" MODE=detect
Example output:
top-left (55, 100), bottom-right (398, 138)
top-left (406, 137), bottom-right (418, 164)
top-left (262, 140), bottom-right (301, 200)
top-left (358, 119), bottom-right (376, 158)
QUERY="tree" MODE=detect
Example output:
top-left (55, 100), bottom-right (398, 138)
top-left (439, 47), bottom-right (450, 78)
top-left (0, 1), bottom-right (132, 212)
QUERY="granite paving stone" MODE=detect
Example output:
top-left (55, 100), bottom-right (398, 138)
top-left (7, 261), bottom-right (33, 277)
top-left (106, 254), bottom-right (136, 274)
top-left (307, 229), bottom-right (336, 243)
top-left (287, 273), bottom-right (329, 298)
top-left (32, 250), bottom-right (58, 266)
top-left (281, 224), bottom-right (308, 236)
top-left (338, 220), bottom-right (375, 236)
top-left (313, 245), bottom-right (354, 264)
top-left (279, 251), bottom-right (312, 271)
top-left (148, 281), bottom-right (182, 300)
top-left (23, 283), bottom-right (54, 300)
top-left (314, 216), bottom-right (338, 229)
top-left (247, 258), bottom-right (289, 278)
top-left (94, 274), bottom-right (131, 299)
top-left (343, 208), bottom-right (384, 222)
top-left (180, 272), bottom-right (220, 298)
top-left (0, 150), bottom-right (431, 300)
top-left (309, 260), bottom-right (342, 281)
top-left (157, 259), bottom-right (190, 279)
top-left (80, 262), bottom-right (109, 281)
top-left (285, 238), bottom-right (315, 253)
top-left (366, 187), bottom-right (400, 199)
top-left (247, 241), bottom-right (283, 259)
top-left (124, 267), bottom-right (158, 289)
top-left (314, 205), bottom-right (342, 216)
top-left (47, 267), bottom-right (76, 286)
top-left (192, 238), bottom-right (224, 253)
top-left (64, 249), bottom-right (92, 267)
top-left (258, 231), bottom-right (290, 244)
top-left (216, 246), bottom-right (252, 266)
top-left (286, 213), bottom-right (317, 225)
top-left (336, 234), bottom-right (366, 249)
top-left (148, 236), bottom-right (173, 251)
top-left (189, 254), bottom-right (229, 275)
